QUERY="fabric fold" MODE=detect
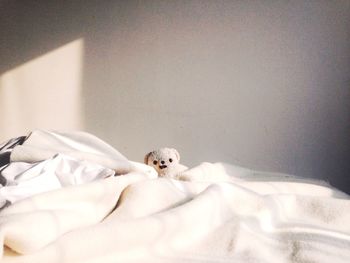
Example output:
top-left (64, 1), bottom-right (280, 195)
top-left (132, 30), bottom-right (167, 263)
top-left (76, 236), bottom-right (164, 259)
top-left (10, 130), bottom-right (132, 174)
top-left (0, 172), bottom-right (154, 256)
top-left (0, 154), bottom-right (116, 209)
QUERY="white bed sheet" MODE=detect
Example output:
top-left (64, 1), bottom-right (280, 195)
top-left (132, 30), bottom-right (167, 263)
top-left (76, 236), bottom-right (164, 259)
top-left (0, 130), bottom-right (349, 263)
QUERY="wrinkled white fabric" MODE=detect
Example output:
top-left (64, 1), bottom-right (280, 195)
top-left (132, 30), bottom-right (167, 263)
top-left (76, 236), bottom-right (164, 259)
top-left (0, 161), bottom-right (349, 263)
top-left (0, 154), bottom-right (116, 205)
top-left (10, 130), bottom-right (133, 174)
top-left (0, 171), bottom-right (156, 257)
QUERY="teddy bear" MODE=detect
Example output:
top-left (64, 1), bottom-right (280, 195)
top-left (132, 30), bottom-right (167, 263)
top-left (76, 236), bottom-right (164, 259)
top-left (144, 148), bottom-right (188, 178)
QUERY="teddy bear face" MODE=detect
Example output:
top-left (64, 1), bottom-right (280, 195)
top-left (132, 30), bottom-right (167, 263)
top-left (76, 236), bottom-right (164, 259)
top-left (144, 148), bottom-right (180, 176)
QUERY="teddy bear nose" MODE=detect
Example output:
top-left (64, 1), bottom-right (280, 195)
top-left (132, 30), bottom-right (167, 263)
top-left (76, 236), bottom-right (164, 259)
top-left (161, 160), bottom-right (165, 164)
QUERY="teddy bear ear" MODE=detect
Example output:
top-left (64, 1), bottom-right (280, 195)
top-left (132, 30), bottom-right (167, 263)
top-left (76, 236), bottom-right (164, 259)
top-left (144, 152), bottom-right (152, 164)
top-left (172, 148), bottom-right (180, 161)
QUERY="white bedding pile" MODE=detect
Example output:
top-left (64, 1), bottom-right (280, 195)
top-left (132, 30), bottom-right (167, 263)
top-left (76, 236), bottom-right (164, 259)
top-left (0, 130), bottom-right (349, 263)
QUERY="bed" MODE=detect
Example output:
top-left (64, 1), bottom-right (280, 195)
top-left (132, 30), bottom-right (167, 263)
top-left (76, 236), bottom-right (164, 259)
top-left (0, 130), bottom-right (349, 263)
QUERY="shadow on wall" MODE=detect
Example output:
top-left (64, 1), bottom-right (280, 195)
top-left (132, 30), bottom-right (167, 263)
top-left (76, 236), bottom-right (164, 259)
top-left (0, 0), bottom-right (97, 138)
top-left (0, 0), bottom-right (350, 193)
top-left (0, 0), bottom-right (118, 138)
top-left (0, 39), bottom-right (84, 138)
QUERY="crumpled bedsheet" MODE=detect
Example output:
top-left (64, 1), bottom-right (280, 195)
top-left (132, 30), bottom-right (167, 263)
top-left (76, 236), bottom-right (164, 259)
top-left (0, 130), bottom-right (148, 210)
top-left (0, 130), bottom-right (349, 263)
top-left (0, 154), bottom-right (115, 208)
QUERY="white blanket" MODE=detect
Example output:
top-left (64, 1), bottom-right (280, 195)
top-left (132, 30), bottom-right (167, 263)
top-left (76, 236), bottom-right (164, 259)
top-left (0, 130), bottom-right (152, 209)
top-left (10, 130), bottom-right (133, 174)
top-left (0, 154), bottom-right (116, 206)
top-left (0, 131), bottom-right (349, 263)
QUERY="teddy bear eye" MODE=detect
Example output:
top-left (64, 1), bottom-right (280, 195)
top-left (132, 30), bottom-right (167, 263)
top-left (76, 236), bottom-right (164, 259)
top-left (153, 160), bottom-right (158, 165)
top-left (169, 158), bottom-right (173, 163)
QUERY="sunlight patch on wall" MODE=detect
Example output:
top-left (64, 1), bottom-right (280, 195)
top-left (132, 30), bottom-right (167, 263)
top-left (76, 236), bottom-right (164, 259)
top-left (0, 39), bottom-right (84, 142)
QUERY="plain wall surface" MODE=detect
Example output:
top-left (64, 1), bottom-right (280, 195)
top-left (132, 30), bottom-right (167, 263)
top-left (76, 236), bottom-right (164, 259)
top-left (1, 0), bottom-right (349, 192)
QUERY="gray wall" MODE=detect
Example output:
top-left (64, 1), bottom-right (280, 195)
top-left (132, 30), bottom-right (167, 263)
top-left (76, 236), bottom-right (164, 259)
top-left (1, 1), bottom-right (349, 192)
